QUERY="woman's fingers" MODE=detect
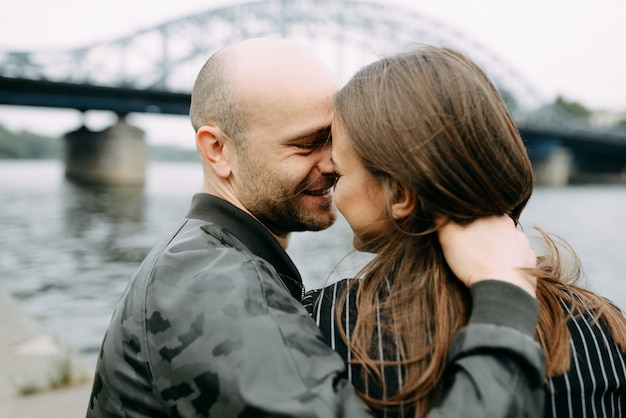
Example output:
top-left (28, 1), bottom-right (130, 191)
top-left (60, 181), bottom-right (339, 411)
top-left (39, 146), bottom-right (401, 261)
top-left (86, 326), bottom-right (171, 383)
top-left (438, 215), bottom-right (537, 296)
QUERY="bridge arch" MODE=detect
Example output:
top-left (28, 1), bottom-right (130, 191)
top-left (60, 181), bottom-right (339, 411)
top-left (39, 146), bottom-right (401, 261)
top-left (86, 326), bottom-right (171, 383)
top-left (1, 0), bottom-right (539, 113)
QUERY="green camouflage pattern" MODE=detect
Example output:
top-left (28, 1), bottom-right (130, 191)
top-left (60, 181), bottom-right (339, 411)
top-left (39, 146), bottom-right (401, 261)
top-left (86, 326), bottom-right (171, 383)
top-left (86, 216), bottom-right (371, 417)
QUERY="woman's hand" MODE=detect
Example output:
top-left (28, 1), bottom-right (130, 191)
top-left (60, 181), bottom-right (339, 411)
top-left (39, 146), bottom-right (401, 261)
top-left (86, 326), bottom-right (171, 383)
top-left (437, 215), bottom-right (537, 297)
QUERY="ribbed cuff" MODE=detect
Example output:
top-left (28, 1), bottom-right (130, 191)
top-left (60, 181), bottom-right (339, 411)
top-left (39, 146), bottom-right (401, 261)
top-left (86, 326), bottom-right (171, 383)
top-left (469, 280), bottom-right (539, 337)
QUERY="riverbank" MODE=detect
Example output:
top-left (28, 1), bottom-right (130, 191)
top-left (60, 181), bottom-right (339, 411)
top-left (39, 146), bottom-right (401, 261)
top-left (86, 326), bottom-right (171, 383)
top-left (0, 290), bottom-right (93, 417)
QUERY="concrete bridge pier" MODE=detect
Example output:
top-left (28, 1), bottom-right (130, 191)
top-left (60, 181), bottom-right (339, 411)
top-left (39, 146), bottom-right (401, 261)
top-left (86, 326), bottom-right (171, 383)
top-left (532, 146), bottom-right (572, 187)
top-left (63, 115), bottom-right (146, 187)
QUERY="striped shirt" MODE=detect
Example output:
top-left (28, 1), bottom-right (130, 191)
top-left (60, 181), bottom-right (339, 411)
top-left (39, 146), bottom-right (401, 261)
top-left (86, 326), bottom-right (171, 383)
top-left (303, 278), bottom-right (626, 418)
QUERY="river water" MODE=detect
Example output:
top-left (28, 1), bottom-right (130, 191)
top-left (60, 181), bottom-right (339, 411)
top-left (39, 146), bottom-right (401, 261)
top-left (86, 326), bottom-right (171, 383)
top-left (1, 160), bottom-right (625, 366)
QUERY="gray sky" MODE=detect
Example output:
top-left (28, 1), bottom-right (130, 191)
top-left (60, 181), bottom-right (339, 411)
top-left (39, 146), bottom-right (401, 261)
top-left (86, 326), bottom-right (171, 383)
top-left (1, 0), bottom-right (624, 146)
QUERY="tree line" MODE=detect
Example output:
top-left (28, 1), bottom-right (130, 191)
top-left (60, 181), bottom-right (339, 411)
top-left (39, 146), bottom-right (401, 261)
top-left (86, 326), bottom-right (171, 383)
top-left (0, 124), bottom-right (62, 159)
top-left (0, 124), bottom-right (198, 161)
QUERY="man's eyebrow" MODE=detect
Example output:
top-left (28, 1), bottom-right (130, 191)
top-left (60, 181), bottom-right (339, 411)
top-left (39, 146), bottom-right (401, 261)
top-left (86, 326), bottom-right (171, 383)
top-left (312, 126), bottom-right (332, 144)
top-left (287, 126), bottom-right (332, 146)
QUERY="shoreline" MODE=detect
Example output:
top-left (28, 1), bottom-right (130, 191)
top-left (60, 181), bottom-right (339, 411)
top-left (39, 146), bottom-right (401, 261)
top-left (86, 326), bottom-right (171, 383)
top-left (0, 289), bottom-right (93, 417)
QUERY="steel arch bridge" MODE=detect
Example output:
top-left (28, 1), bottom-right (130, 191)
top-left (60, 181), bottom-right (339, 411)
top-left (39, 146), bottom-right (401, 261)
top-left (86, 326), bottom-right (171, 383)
top-left (0, 0), bottom-right (539, 114)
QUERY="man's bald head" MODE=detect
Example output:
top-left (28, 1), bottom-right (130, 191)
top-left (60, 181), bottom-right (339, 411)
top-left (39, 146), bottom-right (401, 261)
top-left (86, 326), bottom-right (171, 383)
top-left (189, 43), bottom-right (241, 139)
top-left (189, 37), bottom-right (339, 145)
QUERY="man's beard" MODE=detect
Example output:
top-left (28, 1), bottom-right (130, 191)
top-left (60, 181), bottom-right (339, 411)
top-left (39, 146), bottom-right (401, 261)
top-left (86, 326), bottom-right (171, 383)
top-left (241, 174), bottom-right (337, 235)
top-left (235, 146), bottom-right (337, 235)
top-left (248, 188), bottom-right (337, 235)
top-left (260, 196), bottom-right (336, 233)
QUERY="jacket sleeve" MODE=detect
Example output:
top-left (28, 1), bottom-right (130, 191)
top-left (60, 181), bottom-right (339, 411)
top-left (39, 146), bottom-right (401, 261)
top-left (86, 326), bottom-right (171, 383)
top-left (426, 280), bottom-right (546, 417)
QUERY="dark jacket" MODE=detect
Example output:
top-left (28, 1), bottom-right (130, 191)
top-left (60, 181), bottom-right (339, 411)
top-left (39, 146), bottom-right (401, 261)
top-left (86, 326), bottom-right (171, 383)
top-left (87, 193), bottom-right (370, 417)
top-left (87, 193), bottom-right (545, 417)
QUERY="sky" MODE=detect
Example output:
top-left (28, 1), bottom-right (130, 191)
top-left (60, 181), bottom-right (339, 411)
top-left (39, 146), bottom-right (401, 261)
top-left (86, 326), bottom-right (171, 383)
top-left (0, 0), bottom-right (625, 147)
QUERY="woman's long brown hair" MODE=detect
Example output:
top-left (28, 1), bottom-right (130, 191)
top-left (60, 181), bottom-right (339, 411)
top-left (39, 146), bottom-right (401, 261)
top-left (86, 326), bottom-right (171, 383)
top-left (332, 45), bottom-right (626, 417)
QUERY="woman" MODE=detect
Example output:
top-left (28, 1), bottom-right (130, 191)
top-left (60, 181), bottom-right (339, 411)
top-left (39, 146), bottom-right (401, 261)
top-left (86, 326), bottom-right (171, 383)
top-left (304, 45), bottom-right (626, 417)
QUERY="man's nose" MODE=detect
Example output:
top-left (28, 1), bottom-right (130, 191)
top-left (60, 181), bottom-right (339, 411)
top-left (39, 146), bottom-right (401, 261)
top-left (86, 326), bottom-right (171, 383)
top-left (317, 145), bottom-right (333, 174)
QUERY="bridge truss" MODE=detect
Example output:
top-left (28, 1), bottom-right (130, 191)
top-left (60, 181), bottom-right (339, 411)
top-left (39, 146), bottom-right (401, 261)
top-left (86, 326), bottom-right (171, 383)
top-left (0, 0), bottom-right (540, 114)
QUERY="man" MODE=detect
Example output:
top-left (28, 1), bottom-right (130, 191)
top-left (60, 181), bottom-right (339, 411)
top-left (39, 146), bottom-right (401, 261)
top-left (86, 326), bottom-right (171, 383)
top-left (86, 38), bottom-right (545, 417)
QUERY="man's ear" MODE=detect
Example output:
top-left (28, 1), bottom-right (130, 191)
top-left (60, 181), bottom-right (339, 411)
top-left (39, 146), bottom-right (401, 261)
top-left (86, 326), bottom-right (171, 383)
top-left (196, 125), bottom-right (232, 179)
top-left (391, 184), bottom-right (415, 220)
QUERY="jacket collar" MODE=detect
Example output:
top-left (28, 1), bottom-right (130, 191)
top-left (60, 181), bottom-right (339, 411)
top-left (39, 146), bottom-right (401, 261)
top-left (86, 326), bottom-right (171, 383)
top-left (186, 193), bottom-right (304, 300)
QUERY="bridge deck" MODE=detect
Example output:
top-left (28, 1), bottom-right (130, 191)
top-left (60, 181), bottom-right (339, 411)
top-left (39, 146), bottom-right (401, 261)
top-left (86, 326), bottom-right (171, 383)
top-left (0, 76), bottom-right (190, 115)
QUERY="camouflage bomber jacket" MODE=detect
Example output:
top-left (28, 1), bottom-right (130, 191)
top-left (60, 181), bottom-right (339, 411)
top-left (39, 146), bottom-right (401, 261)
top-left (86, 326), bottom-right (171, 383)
top-left (86, 193), bottom-right (545, 417)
